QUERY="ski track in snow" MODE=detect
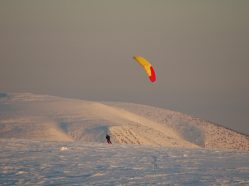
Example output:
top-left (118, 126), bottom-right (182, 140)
top-left (1, 139), bottom-right (249, 185)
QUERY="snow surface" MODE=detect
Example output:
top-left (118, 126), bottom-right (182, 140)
top-left (1, 92), bottom-right (249, 185)
top-left (1, 139), bottom-right (249, 185)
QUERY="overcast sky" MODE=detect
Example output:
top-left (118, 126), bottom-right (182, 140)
top-left (1, 1), bottom-right (249, 134)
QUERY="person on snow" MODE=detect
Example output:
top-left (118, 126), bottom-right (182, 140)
top-left (106, 134), bottom-right (112, 144)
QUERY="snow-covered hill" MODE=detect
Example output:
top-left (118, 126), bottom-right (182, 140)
top-left (0, 92), bottom-right (248, 150)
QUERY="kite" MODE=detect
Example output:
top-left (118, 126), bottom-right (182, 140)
top-left (133, 56), bottom-right (156, 83)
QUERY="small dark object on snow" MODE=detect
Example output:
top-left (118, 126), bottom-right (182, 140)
top-left (106, 134), bottom-right (112, 144)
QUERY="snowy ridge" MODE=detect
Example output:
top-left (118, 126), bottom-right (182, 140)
top-left (0, 92), bottom-right (248, 150)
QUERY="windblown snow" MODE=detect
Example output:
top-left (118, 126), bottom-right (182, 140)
top-left (1, 92), bottom-right (249, 185)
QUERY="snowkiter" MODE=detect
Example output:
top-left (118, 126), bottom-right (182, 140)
top-left (106, 134), bottom-right (112, 144)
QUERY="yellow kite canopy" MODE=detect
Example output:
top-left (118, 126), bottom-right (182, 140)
top-left (133, 56), bottom-right (156, 83)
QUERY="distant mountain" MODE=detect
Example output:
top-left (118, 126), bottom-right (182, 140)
top-left (0, 92), bottom-right (248, 150)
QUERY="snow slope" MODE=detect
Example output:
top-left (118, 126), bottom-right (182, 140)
top-left (0, 92), bottom-right (248, 150)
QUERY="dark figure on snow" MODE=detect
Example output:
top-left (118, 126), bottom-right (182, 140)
top-left (106, 134), bottom-right (112, 144)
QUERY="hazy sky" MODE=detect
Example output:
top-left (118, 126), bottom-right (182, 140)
top-left (1, 1), bottom-right (249, 134)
